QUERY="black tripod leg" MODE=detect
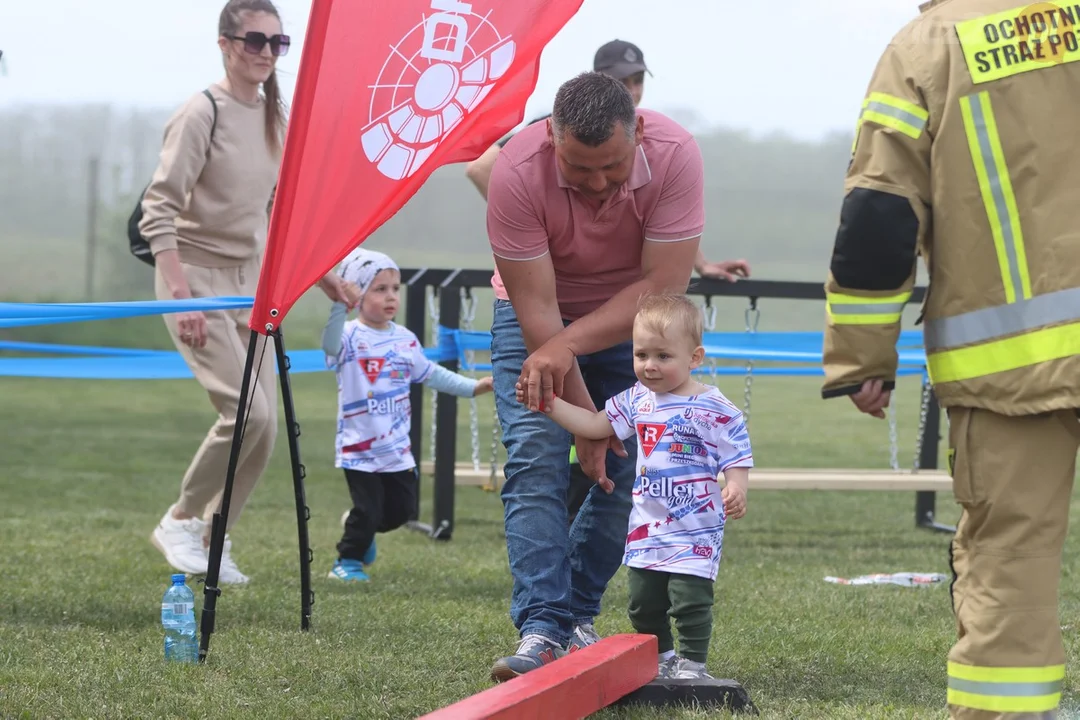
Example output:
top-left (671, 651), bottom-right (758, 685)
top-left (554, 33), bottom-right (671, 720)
top-left (273, 327), bottom-right (314, 631)
top-left (199, 329), bottom-right (260, 663)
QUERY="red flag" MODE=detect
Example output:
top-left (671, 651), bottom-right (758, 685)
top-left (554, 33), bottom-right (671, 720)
top-left (250, 0), bottom-right (583, 333)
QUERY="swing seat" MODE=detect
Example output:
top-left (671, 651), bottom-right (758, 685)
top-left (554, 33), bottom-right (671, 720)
top-left (421, 462), bottom-right (952, 492)
top-left (734, 468), bottom-right (952, 492)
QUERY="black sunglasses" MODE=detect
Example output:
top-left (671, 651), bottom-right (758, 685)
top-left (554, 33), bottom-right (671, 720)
top-left (229, 31), bottom-right (290, 57)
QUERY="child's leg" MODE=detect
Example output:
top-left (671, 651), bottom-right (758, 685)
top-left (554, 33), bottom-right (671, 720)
top-left (337, 469), bottom-right (384, 561)
top-left (376, 468), bottom-right (419, 533)
top-left (627, 567), bottom-right (675, 655)
top-left (668, 574), bottom-right (715, 664)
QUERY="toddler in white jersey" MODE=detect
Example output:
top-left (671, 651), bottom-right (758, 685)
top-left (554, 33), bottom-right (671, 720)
top-left (323, 248), bottom-right (492, 583)
top-left (520, 293), bottom-right (752, 679)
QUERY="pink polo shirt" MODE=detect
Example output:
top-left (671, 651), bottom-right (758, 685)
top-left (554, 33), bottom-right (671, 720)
top-left (486, 108), bottom-right (705, 321)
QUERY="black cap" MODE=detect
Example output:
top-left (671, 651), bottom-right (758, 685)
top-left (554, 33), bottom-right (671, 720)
top-left (593, 39), bottom-right (652, 80)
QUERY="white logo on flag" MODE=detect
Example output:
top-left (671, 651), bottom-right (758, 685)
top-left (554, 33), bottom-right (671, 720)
top-left (360, 0), bottom-right (517, 180)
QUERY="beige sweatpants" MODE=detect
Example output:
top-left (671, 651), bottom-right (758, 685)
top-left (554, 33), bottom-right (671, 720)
top-left (155, 258), bottom-right (278, 533)
top-left (946, 407), bottom-right (1079, 720)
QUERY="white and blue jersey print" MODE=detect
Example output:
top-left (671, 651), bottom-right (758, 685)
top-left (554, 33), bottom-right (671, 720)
top-left (605, 382), bottom-right (753, 582)
top-left (327, 320), bottom-right (435, 473)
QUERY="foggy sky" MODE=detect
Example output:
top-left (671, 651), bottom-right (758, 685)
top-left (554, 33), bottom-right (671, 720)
top-left (1, 0), bottom-right (922, 141)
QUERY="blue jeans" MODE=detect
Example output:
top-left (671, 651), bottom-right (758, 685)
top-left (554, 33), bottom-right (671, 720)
top-left (490, 299), bottom-right (637, 646)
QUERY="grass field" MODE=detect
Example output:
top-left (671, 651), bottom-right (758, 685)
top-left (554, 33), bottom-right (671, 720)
top-left (3, 328), bottom-right (1080, 718)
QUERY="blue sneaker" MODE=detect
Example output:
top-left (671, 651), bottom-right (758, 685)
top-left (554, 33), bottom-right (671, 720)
top-left (490, 634), bottom-right (566, 683)
top-left (328, 558), bottom-right (369, 582)
top-left (361, 538), bottom-right (376, 567)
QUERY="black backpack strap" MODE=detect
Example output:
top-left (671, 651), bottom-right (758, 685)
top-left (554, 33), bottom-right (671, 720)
top-left (201, 88), bottom-right (218, 157)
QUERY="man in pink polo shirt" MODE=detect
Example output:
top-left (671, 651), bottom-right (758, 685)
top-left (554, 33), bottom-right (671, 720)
top-left (485, 71), bottom-right (704, 682)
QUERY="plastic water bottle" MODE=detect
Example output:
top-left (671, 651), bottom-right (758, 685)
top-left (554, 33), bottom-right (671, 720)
top-left (161, 573), bottom-right (198, 663)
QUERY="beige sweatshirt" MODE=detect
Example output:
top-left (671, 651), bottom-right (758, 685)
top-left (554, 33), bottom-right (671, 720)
top-left (139, 83), bottom-right (281, 268)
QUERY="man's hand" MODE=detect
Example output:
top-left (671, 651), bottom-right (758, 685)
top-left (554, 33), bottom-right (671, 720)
top-left (518, 340), bottom-right (575, 411)
top-left (850, 378), bottom-right (891, 419)
top-left (317, 272), bottom-right (353, 306)
top-left (576, 434), bottom-right (627, 494)
top-left (696, 259), bottom-right (751, 282)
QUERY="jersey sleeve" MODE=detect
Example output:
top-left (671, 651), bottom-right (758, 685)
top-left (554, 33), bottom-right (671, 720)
top-left (406, 331), bottom-right (435, 383)
top-left (822, 25), bottom-right (932, 400)
top-left (486, 155), bottom-right (550, 261)
top-left (643, 137), bottom-right (706, 243)
top-left (715, 412), bottom-right (753, 471)
top-left (604, 387), bottom-right (638, 442)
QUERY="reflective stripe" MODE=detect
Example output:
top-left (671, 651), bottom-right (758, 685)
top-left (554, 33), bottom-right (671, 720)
top-left (927, 320), bottom-right (1080, 385)
top-left (852, 92), bottom-right (929, 152)
top-left (959, 91), bottom-right (1032, 304)
top-left (924, 286), bottom-right (1080, 352)
top-left (947, 662), bottom-right (1064, 713)
top-left (826, 291), bottom-right (911, 325)
top-left (862, 92), bottom-right (929, 139)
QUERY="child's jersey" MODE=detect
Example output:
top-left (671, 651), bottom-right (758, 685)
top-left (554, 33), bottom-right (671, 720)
top-left (327, 320), bottom-right (434, 473)
top-left (605, 382), bottom-right (753, 582)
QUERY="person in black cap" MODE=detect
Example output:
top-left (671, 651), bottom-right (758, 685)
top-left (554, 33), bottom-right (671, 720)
top-left (465, 39), bottom-right (651, 201)
top-left (465, 38), bottom-right (749, 283)
top-left (464, 39), bottom-right (750, 527)
top-left (592, 39), bottom-right (650, 106)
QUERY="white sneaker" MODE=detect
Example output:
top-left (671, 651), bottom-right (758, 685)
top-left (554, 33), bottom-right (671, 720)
top-left (217, 536), bottom-right (249, 585)
top-left (151, 507), bottom-right (209, 575)
top-left (666, 656), bottom-right (715, 680)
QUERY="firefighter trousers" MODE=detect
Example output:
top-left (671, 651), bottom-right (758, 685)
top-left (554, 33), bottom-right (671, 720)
top-left (946, 407), bottom-right (1080, 720)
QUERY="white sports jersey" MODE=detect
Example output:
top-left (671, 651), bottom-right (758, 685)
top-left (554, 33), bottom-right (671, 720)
top-left (328, 320), bottom-right (434, 473)
top-left (605, 382), bottom-right (753, 582)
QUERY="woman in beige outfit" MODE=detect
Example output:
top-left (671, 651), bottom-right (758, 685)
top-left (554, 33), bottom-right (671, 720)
top-left (140, 0), bottom-right (348, 584)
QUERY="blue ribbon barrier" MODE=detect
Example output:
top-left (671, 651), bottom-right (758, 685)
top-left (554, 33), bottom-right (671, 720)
top-left (0, 298), bottom-right (932, 380)
top-left (0, 297), bottom-right (255, 328)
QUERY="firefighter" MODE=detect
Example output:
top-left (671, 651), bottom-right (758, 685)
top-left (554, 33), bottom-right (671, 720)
top-left (821, 0), bottom-right (1080, 717)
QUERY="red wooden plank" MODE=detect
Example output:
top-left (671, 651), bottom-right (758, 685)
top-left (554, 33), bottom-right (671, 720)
top-left (417, 634), bottom-right (658, 720)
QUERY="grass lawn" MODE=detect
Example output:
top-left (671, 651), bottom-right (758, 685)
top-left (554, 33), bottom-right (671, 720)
top-left (2, 366), bottom-right (1079, 719)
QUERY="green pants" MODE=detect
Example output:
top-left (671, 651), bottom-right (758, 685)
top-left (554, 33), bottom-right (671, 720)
top-left (627, 567), bottom-right (715, 663)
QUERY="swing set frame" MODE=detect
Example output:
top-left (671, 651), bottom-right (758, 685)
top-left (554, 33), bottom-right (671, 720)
top-left (398, 267), bottom-right (956, 542)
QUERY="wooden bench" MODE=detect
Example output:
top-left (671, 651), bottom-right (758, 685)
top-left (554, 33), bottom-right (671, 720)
top-left (420, 462), bottom-right (952, 492)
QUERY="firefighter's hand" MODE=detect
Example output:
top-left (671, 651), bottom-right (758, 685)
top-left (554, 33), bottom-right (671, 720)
top-left (850, 379), bottom-right (891, 419)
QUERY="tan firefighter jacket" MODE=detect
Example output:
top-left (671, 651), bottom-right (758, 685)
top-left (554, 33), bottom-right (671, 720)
top-left (821, 0), bottom-right (1080, 415)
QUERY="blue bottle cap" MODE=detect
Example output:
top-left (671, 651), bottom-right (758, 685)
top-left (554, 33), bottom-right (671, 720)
top-left (171, 573), bottom-right (186, 584)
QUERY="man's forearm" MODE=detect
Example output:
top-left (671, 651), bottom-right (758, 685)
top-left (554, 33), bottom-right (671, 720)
top-left (559, 276), bottom-right (688, 357)
top-left (518, 314), bottom-right (596, 411)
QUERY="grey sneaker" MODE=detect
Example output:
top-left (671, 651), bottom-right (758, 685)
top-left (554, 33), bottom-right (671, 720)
top-left (566, 623), bottom-right (601, 653)
top-left (490, 634), bottom-right (566, 683)
top-left (656, 654), bottom-right (677, 679)
top-left (666, 656), bottom-right (715, 680)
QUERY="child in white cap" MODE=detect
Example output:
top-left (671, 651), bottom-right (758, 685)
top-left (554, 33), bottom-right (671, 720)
top-left (322, 247), bottom-right (492, 582)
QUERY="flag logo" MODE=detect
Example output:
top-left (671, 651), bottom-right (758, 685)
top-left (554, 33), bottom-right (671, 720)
top-left (361, 0), bottom-right (517, 180)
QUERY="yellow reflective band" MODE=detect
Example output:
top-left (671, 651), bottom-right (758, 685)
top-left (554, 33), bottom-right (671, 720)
top-left (947, 661), bottom-right (1065, 713)
top-left (956, 3), bottom-right (1080, 85)
top-left (959, 91), bottom-right (1032, 304)
top-left (826, 291), bottom-right (911, 325)
top-left (857, 92), bottom-right (929, 140)
top-left (926, 320), bottom-right (1080, 384)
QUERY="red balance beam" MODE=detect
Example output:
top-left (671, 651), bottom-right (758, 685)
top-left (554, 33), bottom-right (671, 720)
top-left (417, 634), bottom-right (658, 720)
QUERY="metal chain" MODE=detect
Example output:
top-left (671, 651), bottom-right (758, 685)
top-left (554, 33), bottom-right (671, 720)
top-left (911, 374), bottom-right (933, 471)
top-left (459, 287), bottom-right (482, 473)
top-left (701, 298), bottom-right (718, 383)
top-left (743, 299), bottom-right (759, 423)
top-left (427, 287), bottom-right (439, 464)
